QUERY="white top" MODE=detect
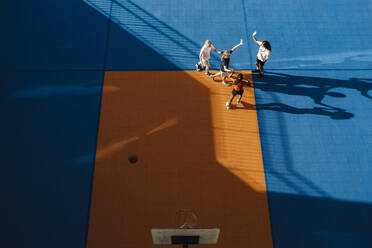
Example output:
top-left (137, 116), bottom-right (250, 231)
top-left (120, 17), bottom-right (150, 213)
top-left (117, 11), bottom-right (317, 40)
top-left (199, 45), bottom-right (215, 60)
top-left (256, 41), bottom-right (270, 62)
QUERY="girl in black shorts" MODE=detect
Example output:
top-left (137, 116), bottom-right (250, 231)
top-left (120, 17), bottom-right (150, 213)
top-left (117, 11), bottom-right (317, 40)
top-left (226, 73), bottom-right (250, 109)
top-left (252, 31), bottom-right (271, 78)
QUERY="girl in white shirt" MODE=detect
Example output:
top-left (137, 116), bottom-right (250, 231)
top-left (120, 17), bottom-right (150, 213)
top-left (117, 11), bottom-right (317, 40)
top-left (196, 40), bottom-right (221, 76)
top-left (252, 31), bottom-right (271, 78)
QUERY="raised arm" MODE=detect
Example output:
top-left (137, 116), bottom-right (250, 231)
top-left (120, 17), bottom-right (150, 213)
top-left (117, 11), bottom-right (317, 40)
top-left (231, 39), bottom-right (243, 52)
top-left (252, 31), bottom-right (261, 45)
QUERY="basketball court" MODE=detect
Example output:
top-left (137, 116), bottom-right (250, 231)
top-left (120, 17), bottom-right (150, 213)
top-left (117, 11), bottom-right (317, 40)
top-left (87, 71), bottom-right (272, 248)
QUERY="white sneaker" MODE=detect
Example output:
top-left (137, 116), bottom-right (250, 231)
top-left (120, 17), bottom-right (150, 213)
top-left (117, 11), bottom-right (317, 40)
top-left (236, 100), bottom-right (240, 105)
top-left (226, 101), bottom-right (230, 109)
top-left (222, 81), bottom-right (230, 86)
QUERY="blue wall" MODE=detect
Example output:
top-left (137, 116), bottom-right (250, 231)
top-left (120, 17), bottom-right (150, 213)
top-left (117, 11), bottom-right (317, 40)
top-left (84, 0), bottom-right (372, 70)
top-left (3, 71), bottom-right (103, 248)
top-left (2, 0), bottom-right (372, 247)
top-left (1, 1), bottom-right (177, 247)
top-left (2, 0), bottom-right (110, 247)
top-left (254, 70), bottom-right (372, 247)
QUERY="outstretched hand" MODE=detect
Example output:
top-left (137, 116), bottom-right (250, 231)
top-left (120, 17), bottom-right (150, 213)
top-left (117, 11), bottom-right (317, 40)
top-left (240, 39), bottom-right (243, 45)
top-left (252, 31), bottom-right (257, 36)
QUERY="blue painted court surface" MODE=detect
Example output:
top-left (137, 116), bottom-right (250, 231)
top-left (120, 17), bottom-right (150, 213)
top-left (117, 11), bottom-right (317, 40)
top-left (2, 0), bottom-right (372, 247)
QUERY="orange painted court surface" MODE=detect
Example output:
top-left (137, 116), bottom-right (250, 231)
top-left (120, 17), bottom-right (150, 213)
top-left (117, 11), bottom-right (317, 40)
top-left (87, 71), bottom-right (272, 248)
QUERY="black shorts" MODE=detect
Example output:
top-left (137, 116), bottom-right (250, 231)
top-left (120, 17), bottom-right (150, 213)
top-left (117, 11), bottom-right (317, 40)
top-left (232, 89), bottom-right (244, 96)
top-left (256, 58), bottom-right (266, 67)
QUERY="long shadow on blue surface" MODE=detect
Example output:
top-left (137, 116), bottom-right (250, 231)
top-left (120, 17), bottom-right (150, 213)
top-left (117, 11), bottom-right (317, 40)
top-left (236, 72), bottom-right (372, 119)
top-left (248, 70), bottom-right (372, 248)
top-left (239, 101), bottom-right (354, 119)
top-left (255, 72), bottom-right (372, 101)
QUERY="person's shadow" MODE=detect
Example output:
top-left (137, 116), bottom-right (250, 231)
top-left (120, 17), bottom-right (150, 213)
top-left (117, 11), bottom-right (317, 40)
top-left (234, 72), bottom-right (372, 119)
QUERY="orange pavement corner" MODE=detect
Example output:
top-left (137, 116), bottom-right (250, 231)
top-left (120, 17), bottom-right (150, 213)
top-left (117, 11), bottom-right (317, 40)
top-left (86, 71), bottom-right (273, 248)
